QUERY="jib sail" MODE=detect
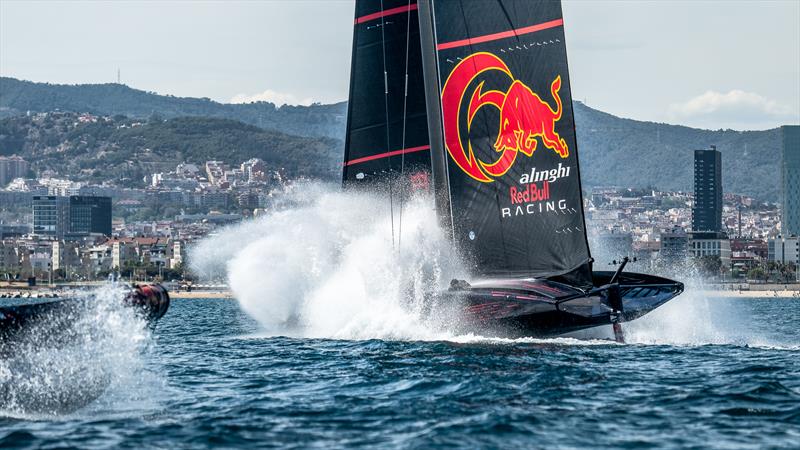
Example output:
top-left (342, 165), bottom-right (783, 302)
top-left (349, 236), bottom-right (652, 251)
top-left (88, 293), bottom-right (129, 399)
top-left (342, 0), bottom-right (431, 184)
top-left (418, 0), bottom-right (593, 285)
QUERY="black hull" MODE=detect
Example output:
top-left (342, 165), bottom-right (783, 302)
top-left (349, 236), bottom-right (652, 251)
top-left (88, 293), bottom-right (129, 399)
top-left (0, 284), bottom-right (169, 413)
top-left (0, 284), bottom-right (170, 345)
top-left (439, 272), bottom-right (683, 338)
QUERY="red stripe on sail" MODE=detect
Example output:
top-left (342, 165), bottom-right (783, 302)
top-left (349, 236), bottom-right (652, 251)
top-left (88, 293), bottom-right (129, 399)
top-left (355, 4), bottom-right (418, 25)
top-left (437, 18), bottom-right (564, 50)
top-left (344, 145), bottom-right (430, 166)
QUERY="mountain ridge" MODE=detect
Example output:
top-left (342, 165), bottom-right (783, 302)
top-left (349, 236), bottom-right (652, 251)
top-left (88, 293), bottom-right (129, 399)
top-left (0, 77), bottom-right (785, 200)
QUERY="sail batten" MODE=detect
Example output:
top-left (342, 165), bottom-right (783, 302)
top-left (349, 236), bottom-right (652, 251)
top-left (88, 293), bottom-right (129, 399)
top-left (436, 18), bottom-right (564, 50)
top-left (344, 145), bottom-right (431, 167)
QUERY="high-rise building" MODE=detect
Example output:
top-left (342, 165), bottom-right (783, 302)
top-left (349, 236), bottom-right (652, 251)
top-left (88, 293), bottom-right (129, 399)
top-left (32, 195), bottom-right (70, 239)
top-left (0, 155), bottom-right (29, 186)
top-left (68, 196), bottom-right (112, 237)
top-left (32, 195), bottom-right (112, 239)
top-left (781, 125), bottom-right (800, 236)
top-left (692, 146), bottom-right (722, 233)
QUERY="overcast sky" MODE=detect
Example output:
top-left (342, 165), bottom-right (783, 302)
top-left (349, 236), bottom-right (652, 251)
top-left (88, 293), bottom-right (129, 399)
top-left (1, 0), bottom-right (798, 130)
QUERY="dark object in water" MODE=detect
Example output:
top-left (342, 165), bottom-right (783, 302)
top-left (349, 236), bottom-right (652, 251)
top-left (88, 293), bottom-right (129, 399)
top-left (122, 283), bottom-right (171, 321)
top-left (0, 284), bottom-right (169, 414)
top-left (0, 284), bottom-right (170, 344)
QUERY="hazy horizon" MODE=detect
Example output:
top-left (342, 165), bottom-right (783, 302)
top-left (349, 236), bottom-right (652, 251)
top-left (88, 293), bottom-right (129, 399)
top-left (1, 0), bottom-right (798, 131)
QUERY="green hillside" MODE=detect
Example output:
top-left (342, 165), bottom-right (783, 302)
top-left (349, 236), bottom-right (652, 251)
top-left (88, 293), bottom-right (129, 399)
top-left (0, 113), bottom-right (340, 186)
top-left (0, 77), bottom-right (347, 139)
top-left (573, 102), bottom-right (782, 201)
top-left (0, 77), bottom-right (788, 200)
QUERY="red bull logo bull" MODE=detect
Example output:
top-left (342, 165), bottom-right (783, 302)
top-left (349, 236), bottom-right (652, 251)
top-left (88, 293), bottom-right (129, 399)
top-left (441, 52), bottom-right (569, 183)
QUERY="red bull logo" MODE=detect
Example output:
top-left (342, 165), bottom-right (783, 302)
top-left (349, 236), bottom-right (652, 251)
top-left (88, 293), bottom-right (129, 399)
top-left (441, 52), bottom-right (569, 183)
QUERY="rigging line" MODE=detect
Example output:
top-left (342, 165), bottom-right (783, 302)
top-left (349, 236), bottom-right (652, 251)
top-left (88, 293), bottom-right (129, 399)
top-left (379, 0), bottom-right (395, 249)
top-left (397, 0), bottom-right (412, 255)
top-left (495, 0), bottom-right (518, 43)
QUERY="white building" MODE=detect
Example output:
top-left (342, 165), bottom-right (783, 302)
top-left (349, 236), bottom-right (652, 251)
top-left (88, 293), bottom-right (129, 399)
top-left (689, 233), bottom-right (732, 269)
top-left (768, 236), bottom-right (800, 281)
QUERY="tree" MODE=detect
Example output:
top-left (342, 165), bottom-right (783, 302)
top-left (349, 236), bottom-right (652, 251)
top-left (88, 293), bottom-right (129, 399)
top-left (747, 267), bottom-right (765, 282)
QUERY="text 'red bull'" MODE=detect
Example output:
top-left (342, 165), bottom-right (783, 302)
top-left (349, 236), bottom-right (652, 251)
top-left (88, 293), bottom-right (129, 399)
top-left (441, 52), bottom-right (569, 183)
top-left (509, 181), bottom-right (550, 205)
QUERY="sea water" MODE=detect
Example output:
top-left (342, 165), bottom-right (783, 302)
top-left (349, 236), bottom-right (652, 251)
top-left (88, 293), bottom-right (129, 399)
top-left (1, 184), bottom-right (798, 448)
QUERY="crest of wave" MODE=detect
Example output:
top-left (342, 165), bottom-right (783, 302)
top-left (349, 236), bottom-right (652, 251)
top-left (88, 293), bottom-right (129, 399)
top-left (0, 284), bottom-right (158, 417)
top-left (191, 182), bottom-right (467, 340)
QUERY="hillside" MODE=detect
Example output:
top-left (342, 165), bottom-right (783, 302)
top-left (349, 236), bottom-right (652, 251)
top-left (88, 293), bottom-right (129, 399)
top-left (0, 113), bottom-right (340, 186)
top-left (0, 77), bottom-right (787, 200)
top-left (573, 102), bottom-right (782, 201)
top-left (0, 77), bottom-right (347, 140)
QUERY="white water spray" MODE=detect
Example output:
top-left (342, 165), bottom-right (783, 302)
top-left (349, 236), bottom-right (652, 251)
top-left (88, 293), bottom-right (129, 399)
top-left (192, 182), bottom-right (467, 340)
top-left (0, 284), bottom-right (160, 417)
top-left (192, 181), bottom-right (784, 347)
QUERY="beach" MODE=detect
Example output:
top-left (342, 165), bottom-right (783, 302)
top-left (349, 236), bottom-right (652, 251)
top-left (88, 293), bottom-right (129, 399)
top-left (2, 286), bottom-right (799, 300)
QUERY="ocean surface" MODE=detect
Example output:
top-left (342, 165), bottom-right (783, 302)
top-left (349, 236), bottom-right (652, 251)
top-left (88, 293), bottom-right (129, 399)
top-left (0, 292), bottom-right (798, 449)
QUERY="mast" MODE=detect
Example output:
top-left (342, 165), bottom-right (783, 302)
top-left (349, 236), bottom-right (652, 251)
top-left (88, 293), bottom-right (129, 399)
top-left (417, 0), bottom-right (454, 238)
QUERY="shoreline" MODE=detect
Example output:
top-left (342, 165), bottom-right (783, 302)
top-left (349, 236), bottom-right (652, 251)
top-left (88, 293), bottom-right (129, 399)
top-left (151, 289), bottom-right (800, 299)
top-left (170, 290), bottom-right (234, 299)
top-left (1, 287), bottom-right (798, 300)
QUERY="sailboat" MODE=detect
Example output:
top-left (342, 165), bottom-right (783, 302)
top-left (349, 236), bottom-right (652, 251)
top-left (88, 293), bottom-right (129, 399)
top-left (342, 0), bottom-right (683, 341)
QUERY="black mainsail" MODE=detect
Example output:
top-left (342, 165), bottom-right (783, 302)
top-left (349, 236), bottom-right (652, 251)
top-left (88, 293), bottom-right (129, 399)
top-left (344, 0), bottom-right (591, 284)
top-left (342, 0), bottom-right (431, 184)
top-left (342, 0), bottom-right (683, 339)
top-left (419, 0), bottom-right (592, 285)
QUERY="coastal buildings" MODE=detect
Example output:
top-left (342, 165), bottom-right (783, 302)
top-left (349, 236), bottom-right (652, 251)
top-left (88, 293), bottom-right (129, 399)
top-left (689, 146), bottom-right (729, 268)
top-left (692, 146), bottom-right (723, 233)
top-left (781, 125), bottom-right (800, 236)
top-left (204, 161), bottom-right (226, 185)
top-left (32, 195), bottom-right (70, 239)
top-left (69, 195), bottom-right (112, 237)
top-left (689, 232), bottom-right (732, 268)
top-left (32, 195), bottom-right (112, 239)
top-left (659, 228), bottom-right (689, 260)
top-left (768, 236), bottom-right (800, 265)
top-left (0, 155), bottom-right (29, 186)
top-left (768, 235), bottom-right (800, 282)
